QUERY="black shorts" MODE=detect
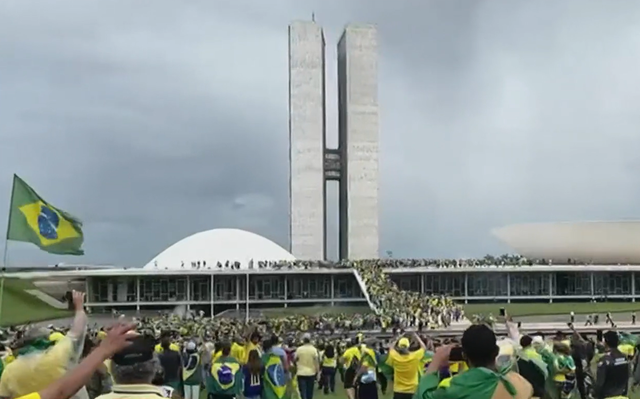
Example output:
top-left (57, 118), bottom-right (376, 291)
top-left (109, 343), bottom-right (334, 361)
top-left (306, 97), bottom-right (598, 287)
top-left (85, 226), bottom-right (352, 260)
top-left (357, 382), bottom-right (378, 399)
top-left (344, 368), bottom-right (356, 389)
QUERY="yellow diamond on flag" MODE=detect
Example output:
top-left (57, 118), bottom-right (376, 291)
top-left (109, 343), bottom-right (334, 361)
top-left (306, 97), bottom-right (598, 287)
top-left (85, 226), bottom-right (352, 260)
top-left (19, 201), bottom-right (80, 247)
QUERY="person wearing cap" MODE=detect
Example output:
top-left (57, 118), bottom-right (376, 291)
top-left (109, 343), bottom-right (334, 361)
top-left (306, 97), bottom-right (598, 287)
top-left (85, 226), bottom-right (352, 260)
top-left (0, 291), bottom-right (88, 399)
top-left (415, 324), bottom-right (532, 399)
top-left (96, 334), bottom-right (164, 399)
top-left (386, 333), bottom-right (426, 399)
top-left (594, 331), bottom-right (629, 399)
top-left (182, 342), bottom-right (202, 399)
top-left (295, 333), bottom-right (319, 399)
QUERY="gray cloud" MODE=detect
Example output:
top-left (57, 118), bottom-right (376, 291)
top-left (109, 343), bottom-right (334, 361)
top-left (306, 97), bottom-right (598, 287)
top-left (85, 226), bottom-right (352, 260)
top-left (1, 0), bottom-right (640, 266)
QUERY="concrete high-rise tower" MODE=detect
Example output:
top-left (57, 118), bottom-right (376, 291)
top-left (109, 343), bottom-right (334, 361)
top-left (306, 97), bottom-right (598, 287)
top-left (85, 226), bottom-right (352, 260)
top-left (288, 21), bottom-right (327, 260)
top-left (336, 24), bottom-right (379, 260)
top-left (288, 22), bottom-right (379, 260)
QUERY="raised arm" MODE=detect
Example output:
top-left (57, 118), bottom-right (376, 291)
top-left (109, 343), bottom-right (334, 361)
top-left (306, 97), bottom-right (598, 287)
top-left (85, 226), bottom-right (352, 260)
top-left (33, 323), bottom-right (135, 399)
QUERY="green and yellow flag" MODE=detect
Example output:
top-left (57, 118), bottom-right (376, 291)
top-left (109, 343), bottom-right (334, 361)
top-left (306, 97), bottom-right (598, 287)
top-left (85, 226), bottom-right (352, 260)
top-left (6, 175), bottom-right (84, 255)
top-left (207, 356), bottom-right (241, 396)
top-left (262, 352), bottom-right (289, 399)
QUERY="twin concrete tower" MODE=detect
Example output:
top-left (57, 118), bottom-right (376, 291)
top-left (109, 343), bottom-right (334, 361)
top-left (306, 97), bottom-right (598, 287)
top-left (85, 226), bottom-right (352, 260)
top-left (288, 21), bottom-right (380, 260)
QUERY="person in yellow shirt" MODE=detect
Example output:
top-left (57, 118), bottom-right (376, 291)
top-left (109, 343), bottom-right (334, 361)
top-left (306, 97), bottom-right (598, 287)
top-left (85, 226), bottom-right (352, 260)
top-left (243, 331), bottom-right (262, 364)
top-left (320, 344), bottom-right (338, 394)
top-left (295, 333), bottom-right (319, 399)
top-left (231, 338), bottom-right (245, 364)
top-left (340, 338), bottom-right (362, 399)
top-left (355, 342), bottom-right (378, 399)
top-left (154, 333), bottom-right (180, 354)
top-left (386, 333), bottom-right (427, 399)
top-left (15, 323), bottom-right (135, 399)
top-left (0, 291), bottom-right (88, 399)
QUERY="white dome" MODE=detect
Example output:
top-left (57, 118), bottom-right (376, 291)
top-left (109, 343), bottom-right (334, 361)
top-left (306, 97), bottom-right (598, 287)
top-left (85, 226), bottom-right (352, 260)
top-left (143, 229), bottom-right (295, 270)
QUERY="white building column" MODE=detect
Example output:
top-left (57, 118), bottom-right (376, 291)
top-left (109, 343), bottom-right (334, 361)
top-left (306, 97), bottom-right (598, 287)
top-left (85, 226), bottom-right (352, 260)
top-left (107, 280), bottom-right (113, 303)
top-left (136, 277), bottom-right (140, 313)
top-left (464, 273), bottom-right (468, 304)
top-left (284, 276), bottom-right (288, 308)
top-left (331, 275), bottom-right (335, 306)
top-left (236, 276), bottom-right (240, 311)
top-left (211, 272), bottom-right (216, 317)
top-left (186, 276), bottom-right (190, 311)
top-left (84, 278), bottom-right (90, 304)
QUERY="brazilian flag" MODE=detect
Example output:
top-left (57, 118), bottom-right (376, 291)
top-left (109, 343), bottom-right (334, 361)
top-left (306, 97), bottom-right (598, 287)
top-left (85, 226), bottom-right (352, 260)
top-left (6, 175), bottom-right (84, 255)
top-left (263, 352), bottom-right (289, 399)
top-left (207, 356), bottom-right (241, 396)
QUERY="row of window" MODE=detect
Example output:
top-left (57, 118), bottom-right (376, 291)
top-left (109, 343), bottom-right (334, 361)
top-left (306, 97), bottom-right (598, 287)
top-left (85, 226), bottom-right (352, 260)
top-left (89, 271), bottom-right (640, 303)
top-left (390, 272), bottom-right (639, 296)
top-left (89, 275), bottom-right (363, 303)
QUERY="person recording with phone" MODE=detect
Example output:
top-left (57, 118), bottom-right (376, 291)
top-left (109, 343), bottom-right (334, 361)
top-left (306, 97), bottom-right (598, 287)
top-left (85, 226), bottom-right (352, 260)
top-left (415, 324), bottom-right (532, 399)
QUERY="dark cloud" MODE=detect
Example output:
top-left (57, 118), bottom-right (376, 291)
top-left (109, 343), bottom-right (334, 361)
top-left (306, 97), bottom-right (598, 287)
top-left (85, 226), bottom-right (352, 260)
top-left (1, 0), bottom-right (640, 265)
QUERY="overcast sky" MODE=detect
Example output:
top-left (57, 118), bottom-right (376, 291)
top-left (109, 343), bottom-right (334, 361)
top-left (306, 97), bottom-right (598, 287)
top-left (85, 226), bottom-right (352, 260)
top-left (2, 0), bottom-right (640, 267)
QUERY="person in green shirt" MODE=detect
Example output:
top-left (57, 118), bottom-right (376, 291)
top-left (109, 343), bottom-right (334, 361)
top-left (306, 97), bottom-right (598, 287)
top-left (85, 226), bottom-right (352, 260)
top-left (415, 324), bottom-right (533, 399)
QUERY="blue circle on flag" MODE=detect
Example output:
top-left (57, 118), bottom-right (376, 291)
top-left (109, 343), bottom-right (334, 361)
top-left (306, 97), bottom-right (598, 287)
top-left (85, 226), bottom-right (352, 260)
top-left (38, 205), bottom-right (59, 239)
top-left (267, 363), bottom-right (285, 387)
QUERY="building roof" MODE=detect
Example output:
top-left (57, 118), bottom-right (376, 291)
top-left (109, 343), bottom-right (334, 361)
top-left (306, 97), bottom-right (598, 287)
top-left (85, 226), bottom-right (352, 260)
top-left (7, 264), bottom-right (640, 280)
top-left (143, 228), bottom-right (295, 270)
top-left (493, 220), bottom-right (640, 263)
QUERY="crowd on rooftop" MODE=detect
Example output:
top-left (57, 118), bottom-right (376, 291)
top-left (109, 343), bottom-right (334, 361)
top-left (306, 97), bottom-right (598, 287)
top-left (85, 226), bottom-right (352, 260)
top-left (153, 255), bottom-right (610, 272)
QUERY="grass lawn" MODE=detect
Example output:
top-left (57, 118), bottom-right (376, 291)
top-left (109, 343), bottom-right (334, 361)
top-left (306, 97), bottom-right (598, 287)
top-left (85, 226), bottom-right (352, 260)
top-left (0, 278), bottom-right (71, 326)
top-left (463, 302), bottom-right (640, 317)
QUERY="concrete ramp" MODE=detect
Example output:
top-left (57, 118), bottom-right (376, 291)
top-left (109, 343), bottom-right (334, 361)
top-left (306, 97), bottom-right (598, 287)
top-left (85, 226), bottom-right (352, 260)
top-left (352, 270), bottom-right (379, 314)
top-left (25, 290), bottom-right (68, 310)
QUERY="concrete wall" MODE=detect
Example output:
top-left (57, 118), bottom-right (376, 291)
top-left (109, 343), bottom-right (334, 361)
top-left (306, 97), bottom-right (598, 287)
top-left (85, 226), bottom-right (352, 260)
top-left (288, 21), bottom-right (326, 260)
top-left (337, 25), bottom-right (380, 260)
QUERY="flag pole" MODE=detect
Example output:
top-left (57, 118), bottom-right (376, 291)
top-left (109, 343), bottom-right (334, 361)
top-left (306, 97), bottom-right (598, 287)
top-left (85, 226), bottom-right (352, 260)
top-left (0, 175), bottom-right (16, 323)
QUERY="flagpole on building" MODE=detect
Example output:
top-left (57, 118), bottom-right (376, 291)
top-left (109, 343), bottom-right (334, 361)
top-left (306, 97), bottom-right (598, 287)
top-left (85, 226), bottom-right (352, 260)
top-left (0, 175), bottom-right (16, 323)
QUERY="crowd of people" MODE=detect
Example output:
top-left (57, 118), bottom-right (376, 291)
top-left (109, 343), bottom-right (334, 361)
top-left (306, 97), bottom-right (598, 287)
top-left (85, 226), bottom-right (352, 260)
top-left (151, 255), bottom-right (626, 272)
top-left (352, 261), bottom-right (463, 329)
top-left (3, 290), bottom-right (640, 399)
